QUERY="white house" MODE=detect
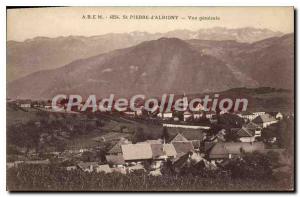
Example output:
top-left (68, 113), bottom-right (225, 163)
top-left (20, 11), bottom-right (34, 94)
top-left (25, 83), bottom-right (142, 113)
top-left (136, 108), bottom-right (143, 116)
top-left (183, 111), bottom-right (192, 121)
top-left (121, 144), bottom-right (153, 163)
top-left (237, 112), bottom-right (258, 121)
top-left (236, 127), bottom-right (256, 142)
top-left (17, 99), bottom-right (32, 108)
top-left (124, 111), bottom-right (135, 117)
top-left (20, 103), bottom-right (31, 108)
top-left (118, 143), bottom-right (177, 167)
top-left (253, 112), bottom-right (266, 116)
top-left (244, 122), bottom-right (262, 137)
top-left (252, 114), bottom-right (278, 128)
top-left (157, 112), bottom-right (173, 120)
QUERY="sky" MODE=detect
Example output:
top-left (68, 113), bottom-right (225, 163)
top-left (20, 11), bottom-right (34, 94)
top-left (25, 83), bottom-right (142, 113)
top-left (7, 7), bottom-right (294, 41)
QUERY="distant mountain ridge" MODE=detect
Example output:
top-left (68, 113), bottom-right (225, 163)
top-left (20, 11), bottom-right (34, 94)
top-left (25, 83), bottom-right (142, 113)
top-left (8, 38), bottom-right (239, 99)
top-left (7, 27), bottom-right (283, 81)
top-left (8, 33), bottom-right (294, 100)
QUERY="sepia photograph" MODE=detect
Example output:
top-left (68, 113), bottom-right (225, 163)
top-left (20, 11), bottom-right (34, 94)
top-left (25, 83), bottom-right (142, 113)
top-left (6, 6), bottom-right (294, 191)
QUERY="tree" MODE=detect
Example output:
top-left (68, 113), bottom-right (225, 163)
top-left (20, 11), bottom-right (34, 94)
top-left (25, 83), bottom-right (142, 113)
top-left (132, 127), bottom-right (146, 143)
top-left (81, 151), bottom-right (97, 162)
top-left (218, 113), bottom-right (244, 129)
top-left (224, 151), bottom-right (280, 180)
top-left (162, 127), bottom-right (169, 142)
top-left (173, 111), bottom-right (184, 121)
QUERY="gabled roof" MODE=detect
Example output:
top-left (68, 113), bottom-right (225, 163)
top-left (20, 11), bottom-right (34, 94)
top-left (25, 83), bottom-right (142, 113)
top-left (121, 144), bottom-right (153, 161)
top-left (170, 133), bottom-right (189, 143)
top-left (107, 138), bottom-right (131, 154)
top-left (172, 141), bottom-right (194, 155)
top-left (230, 128), bottom-right (240, 132)
top-left (252, 114), bottom-right (277, 123)
top-left (163, 144), bottom-right (177, 157)
top-left (237, 127), bottom-right (254, 137)
top-left (181, 130), bottom-right (205, 141)
top-left (107, 144), bottom-right (122, 154)
top-left (131, 143), bottom-right (177, 159)
top-left (105, 155), bottom-right (125, 165)
top-left (245, 122), bottom-right (262, 130)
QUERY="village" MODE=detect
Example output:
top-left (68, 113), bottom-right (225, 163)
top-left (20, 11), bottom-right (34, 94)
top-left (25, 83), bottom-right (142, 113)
top-left (6, 98), bottom-right (293, 179)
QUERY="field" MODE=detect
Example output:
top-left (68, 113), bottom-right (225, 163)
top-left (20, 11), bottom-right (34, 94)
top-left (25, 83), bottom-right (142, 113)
top-left (6, 105), bottom-right (165, 152)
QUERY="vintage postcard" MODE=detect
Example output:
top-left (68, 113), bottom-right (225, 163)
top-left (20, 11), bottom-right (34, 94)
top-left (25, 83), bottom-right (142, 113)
top-left (6, 7), bottom-right (294, 191)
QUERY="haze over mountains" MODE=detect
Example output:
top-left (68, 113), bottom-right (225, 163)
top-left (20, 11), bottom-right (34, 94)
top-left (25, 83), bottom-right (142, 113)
top-left (7, 27), bottom-right (293, 100)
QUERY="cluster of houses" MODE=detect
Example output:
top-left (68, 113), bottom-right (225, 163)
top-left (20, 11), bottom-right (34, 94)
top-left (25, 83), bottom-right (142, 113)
top-left (69, 135), bottom-right (195, 175)
top-left (237, 111), bottom-right (282, 126)
top-left (59, 111), bottom-right (285, 175)
top-left (145, 108), bottom-right (283, 126)
top-left (156, 110), bottom-right (217, 122)
top-left (229, 112), bottom-right (282, 143)
top-left (59, 134), bottom-right (277, 175)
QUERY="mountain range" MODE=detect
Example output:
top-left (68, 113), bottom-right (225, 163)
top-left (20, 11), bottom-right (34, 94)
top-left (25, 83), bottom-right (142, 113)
top-left (7, 27), bottom-right (283, 82)
top-left (7, 34), bottom-right (294, 99)
top-left (7, 31), bottom-right (293, 100)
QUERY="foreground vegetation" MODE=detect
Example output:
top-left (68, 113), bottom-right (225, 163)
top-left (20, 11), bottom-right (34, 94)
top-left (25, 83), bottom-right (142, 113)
top-left (7, 167), bottom-right (292, 191)
top-left (7, 152), bottom-right (293, 192)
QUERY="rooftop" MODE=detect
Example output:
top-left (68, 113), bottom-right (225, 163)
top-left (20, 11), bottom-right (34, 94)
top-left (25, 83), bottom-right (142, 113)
top-left (245, 122), bottom-right (262, 130)
top-left (209, 142), bottom-right (265, 159)
top-left (105, 155), bottom-right (125, 165)
top-left (236, 127), bottom-right (254, 137)
top-left (172, 141), bottom-right (194, 155)
top-left (107, 138), bottom-right (132, 154)
top-left (121, 144), bottom-right (153, 161)
top-left (252, 114), bottom-right (277, 123)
